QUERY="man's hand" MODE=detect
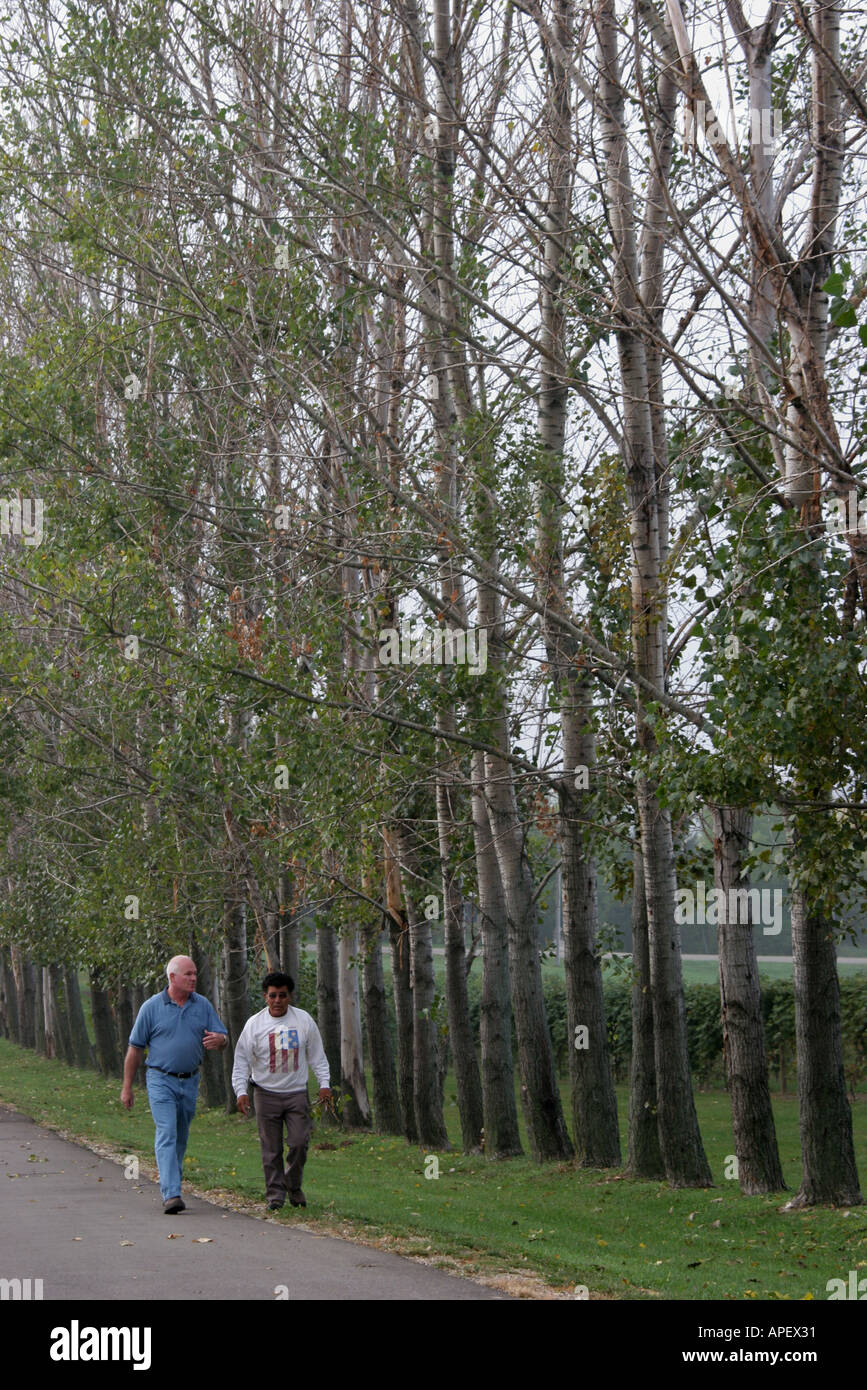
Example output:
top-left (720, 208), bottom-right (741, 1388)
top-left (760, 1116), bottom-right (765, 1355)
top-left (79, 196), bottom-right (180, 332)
top-left (121, 1087), bottom-right (134, 1111)
top-left (203, 1030), bottom-right (227, 1051)
top-left (236, 1094), bottom-right (250, 1117)
top-left (319, 1088), bottom-right (333, 1109)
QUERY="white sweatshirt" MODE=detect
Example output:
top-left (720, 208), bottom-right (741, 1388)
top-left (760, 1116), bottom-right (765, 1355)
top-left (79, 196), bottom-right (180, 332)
top-left (231, 1005), bottom-right (330, 1095)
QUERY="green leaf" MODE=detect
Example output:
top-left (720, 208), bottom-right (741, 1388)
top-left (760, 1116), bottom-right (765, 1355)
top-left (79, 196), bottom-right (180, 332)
top-left (832, 303), bottom-right (856, 328)
top-left (822, 272), bottom-right (846, 296)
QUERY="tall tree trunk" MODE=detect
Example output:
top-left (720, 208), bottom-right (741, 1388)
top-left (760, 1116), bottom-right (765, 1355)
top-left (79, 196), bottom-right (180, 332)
top-left (41, 965), bottom-right (54, 1058)
top-left (32, 963), bottom-right (45, 1055)
top-left (113, 982), bottom-right (134, 1070)
top-left (1, 949), bottom-right (20, 1043)
top-left (788, 886), bottom-right (861, 1206)
top-left (362, 919), bottom-right (403, 1135)
top-left (399, 828), bottom-right (449, 1149)
top-left (534, 0), bottom-right (620, 1172)
top-left (10, 946), bottom-right (35, 1049)
top-left (64, 967), bottom-right (94, 1069)
top-left (192, 944), bottom-right (227, 1109)
top-left (626, 847), bottom-right (664, 1178)
top-left (385, 831), bottom-right (416, 1142)
top-left (471, 748), bottom-right (522, 1158)
top-left (559, 767), bottom-right (621, 1166)
top-left (316, 917), bottom-right (342, 1125)
top-left (437, 775), bottom-right (484, 1152)
top-left (597, 0), bottom-right (711, 1186)
top-left (278, 869), bottom-right (300, 984)
top-left (423, 0), bottom-right (485, 1160)
top-left (90, 968), bottom-right (121, 1076)
top-left (712, 805), bottom-right (785, 1194)
top-left (339, 927), bottom-right (371, 1126)
top-left (47, 964), bottom-right (74, 1064)
top-left (221, 877), bottom-right (249, 1113)
top-left (484, 734), bottom-right (574, 1161)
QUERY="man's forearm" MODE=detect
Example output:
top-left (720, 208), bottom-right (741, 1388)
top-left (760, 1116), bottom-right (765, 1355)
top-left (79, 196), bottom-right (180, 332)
top-left (230, 1041), bottom-right (250, 1097)
top-left (122, 1046), bottom-right (143, 1088)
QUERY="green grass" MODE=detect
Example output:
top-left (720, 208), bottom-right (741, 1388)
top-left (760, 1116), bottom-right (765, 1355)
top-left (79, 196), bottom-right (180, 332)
top-left (1, 1038), bottom-right (865, 1299)
top-left (675, 960), bottom-right (866, 987)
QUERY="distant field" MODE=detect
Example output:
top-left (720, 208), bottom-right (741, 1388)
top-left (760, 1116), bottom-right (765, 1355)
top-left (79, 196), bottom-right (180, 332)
top-left (347, 948), bottom-right (867, 990)
top-left (673, 959), bottom-right (866, 987)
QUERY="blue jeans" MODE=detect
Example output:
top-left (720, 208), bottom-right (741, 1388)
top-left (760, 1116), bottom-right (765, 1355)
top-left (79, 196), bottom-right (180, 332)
top-left (145, 1069), bottom-right (200, 1201)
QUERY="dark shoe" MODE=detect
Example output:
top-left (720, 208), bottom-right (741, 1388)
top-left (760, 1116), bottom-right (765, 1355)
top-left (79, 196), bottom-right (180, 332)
top-left (163, 1197), bottom-right (185, 1214)
top-left (289, 1189), bottom-right (306, 1208)
top-left (267, 1199), bottom-right (285, 1211)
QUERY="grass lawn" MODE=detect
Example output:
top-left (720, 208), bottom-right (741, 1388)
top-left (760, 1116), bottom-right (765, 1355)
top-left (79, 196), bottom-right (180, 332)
top-left (1, 1038), bottom-right (865, 1300)
top-left (676, 960), bottom-right (866, 987)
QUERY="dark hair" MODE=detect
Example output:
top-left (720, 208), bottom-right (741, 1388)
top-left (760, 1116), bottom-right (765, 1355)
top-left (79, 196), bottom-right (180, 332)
top-left (262, 972), bottom-right (294, 994)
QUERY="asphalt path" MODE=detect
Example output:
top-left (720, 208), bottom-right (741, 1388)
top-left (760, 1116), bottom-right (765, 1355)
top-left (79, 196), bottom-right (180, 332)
top-left (0, 1105), bottom-right (507, 1301)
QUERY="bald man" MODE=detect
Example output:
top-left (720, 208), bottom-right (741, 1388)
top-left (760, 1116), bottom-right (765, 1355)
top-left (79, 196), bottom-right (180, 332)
top-left (121, 956), bottom-right (227, 1214)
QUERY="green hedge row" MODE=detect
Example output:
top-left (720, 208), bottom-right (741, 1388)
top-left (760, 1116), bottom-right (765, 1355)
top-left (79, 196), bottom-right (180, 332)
top-left (300, 954), bottom-right (867, 1094)
top-left (461, 971), bottom-right (867, 1091)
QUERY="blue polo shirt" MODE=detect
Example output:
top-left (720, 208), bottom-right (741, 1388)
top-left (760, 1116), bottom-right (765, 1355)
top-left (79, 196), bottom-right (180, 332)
top-left (129, 989), bottom-right (226, 1074)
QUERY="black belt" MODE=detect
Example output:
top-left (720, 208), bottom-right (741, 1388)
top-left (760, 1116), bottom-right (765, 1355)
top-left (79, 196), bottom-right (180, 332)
top-left (147, 1065), bottom-right (200, 1079)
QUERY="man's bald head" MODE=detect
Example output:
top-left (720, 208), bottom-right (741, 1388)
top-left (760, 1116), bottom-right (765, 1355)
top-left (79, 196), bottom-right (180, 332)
top-left (166, 956), bottom-right (197, 988)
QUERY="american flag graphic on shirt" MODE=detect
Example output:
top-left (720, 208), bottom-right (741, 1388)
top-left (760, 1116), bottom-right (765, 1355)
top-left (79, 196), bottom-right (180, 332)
top-left (268, 1027), bottom-right (300, 1073)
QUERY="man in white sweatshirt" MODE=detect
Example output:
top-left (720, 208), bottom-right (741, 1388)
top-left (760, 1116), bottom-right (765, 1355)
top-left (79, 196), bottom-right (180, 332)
top-left (232, 971), bottom-right (332, 1210)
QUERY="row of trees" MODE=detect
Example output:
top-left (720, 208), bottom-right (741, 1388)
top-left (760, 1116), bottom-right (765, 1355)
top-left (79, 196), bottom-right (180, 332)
top-left (0, 0), bottom-right (865, 1204)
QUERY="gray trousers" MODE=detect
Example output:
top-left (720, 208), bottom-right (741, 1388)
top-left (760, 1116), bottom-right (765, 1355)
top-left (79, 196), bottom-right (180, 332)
top-left (253, 1085), bottom-right (311, 1200)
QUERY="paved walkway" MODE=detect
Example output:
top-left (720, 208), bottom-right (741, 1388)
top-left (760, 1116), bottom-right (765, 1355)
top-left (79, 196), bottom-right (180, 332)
top-left (0, 1106), bottom-right (506, 1301)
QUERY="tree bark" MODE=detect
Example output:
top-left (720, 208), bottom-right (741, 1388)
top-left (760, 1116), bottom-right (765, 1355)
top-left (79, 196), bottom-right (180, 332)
top-left (113, 983), bottom-right (134, 1071)
top-left (626, 847), bottom-right (665, 1179)
top-left (385, 831), bottom-right (416, 1142)
top-left (221, 876), bottom-right (249, 1112)
top-left (471, 748), bottom-right (522, 1158)
top-left (399, 828), bottom-right (449, 1149)
top-left (362, 920), bottom-right (403, 1134)
top-left (278, 869), bottom-right (300, 984)
top-left (316, 917), bottom-right (342, 1125)
top-left (64, 967), bottom-right (94, 1069)
top-left (90, 968), bottom-right (121, 1076)
top-left (41, 965), bottom-right (54, 1058)
top-left (0, 949), bottom-right (20, 1043)
top-left (10, 946), bottom-right (36, 1049)
top-left (534, 0), bottom-right (620, 1173)
top-left (32, 963), bottom-right (45, 1055)
top-left (484, 745), bottom-right (574, 1161)
top-left (788, 887), bottom-right (861, 1206)
top-left (437, 776), bottom-right (484, 1152)
top-left (596, 0), bottom-right (711, 1186)
top-left (339, 927), bottom-right (371, 1127)
top-left (192, 944), bottom-right (227, 1109)
top-left (712, 805), bottom-right (785, 1193)
top-left (47, 964), bottom-right (74, 1064)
